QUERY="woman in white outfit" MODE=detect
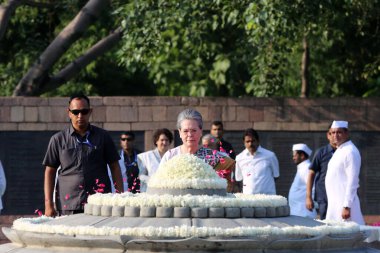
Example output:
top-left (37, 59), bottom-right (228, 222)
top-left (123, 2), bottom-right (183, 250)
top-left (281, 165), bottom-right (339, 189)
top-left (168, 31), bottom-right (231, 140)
top-left (137, 129), bottom-right (173, 192)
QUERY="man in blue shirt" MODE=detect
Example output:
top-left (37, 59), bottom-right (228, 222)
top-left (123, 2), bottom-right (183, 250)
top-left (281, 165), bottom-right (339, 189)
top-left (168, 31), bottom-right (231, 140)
top-left (305, 125), bottom-right (336, 219)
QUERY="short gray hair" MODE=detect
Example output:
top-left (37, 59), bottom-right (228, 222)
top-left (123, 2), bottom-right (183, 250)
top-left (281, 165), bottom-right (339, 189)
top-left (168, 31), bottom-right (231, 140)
top-left (202, 133), bottom-right (216, 142)
top-left (202, 134), bottom-right (218, 149)
top-left (177, 108), bottom-right (203, 130)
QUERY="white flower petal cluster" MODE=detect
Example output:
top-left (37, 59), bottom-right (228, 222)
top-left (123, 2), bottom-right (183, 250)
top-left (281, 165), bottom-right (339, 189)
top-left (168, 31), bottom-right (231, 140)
top-left (13, 217), bottom-right (361, 238)
top-left (87, 192), bottom-right (288, 208)
top-left (148, 154), bottom-right (227, 189)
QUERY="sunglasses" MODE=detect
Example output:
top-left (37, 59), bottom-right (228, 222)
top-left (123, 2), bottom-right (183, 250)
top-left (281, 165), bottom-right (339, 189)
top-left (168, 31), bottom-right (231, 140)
top-left (69, 108), bottom-right (90, 116)
top-left (120, 138), bottom-right (133, 141)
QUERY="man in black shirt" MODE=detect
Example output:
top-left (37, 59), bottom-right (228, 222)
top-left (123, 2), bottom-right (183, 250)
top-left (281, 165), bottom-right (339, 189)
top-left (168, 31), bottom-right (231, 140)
top-left (43, 94), bottom-right (123, 216)
top-left (210, 121), bottom-right (239, 192)
top-left (210, 121), bottom-right (236, 159)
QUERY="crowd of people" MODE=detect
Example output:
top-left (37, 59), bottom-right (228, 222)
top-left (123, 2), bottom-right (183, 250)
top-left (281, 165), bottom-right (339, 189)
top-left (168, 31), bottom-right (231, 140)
top-left (40, 94), bottom-right (365, 226)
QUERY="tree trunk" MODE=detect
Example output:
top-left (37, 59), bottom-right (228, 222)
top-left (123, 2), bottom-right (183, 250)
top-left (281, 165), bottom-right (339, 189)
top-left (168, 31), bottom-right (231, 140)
top-left (45, 27), bottom-right (123, 90)
top-left (301, 36), bottom-right (309, 98)
top-left (12, 0), bottom-right (110, 96)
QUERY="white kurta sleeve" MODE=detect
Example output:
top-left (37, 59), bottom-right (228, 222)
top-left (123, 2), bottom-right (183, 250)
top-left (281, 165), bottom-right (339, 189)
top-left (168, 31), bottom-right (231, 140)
top-left (271, 154), bottom-right (280, 178)
top-left (343, 149), bottom-right (361, 208)
top-left (235, 157), bottom-right (243, 181)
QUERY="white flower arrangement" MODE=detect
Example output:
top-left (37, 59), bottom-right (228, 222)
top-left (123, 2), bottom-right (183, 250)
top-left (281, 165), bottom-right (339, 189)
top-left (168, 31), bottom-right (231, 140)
top-left (13, 216), bottom-right (361, 238)
top-left (87, 192), bottom-right (288, 208)
top-left (148, 154), bottom-right (227, 189)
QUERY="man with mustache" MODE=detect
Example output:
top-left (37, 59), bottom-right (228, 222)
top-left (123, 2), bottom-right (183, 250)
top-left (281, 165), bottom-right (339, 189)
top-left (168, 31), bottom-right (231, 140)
top-left (235, 128), bottom-right (280, 195)
top-left (325, 120), bottom-right (364, 224)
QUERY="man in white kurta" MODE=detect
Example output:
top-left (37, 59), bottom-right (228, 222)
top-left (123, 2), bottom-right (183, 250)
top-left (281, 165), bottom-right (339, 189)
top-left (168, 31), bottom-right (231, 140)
top-left (289, 144), bottom-right (317, 218)
top-left (235, 128), bottom-right (280, 195)
top-left (325, 121), bottom-right (364, 225)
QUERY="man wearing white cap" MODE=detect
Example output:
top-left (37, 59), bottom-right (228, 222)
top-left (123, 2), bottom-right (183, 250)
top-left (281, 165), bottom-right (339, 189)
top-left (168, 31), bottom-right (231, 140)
top-left (289, 144), bottom-right (317, 218)
top-left (325, 120), bottom-right (364, 224)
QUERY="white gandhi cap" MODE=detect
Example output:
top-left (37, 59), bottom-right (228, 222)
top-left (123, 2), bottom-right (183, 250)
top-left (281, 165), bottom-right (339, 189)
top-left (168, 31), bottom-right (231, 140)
top-left (292, 143), bottom-right (312, 156)
top-left (331, 120), bottom-right (348, 129)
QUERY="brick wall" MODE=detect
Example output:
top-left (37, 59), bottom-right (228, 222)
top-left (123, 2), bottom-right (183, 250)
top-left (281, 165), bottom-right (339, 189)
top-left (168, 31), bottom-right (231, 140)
top-left (1, 97), bottom-right (379, 150)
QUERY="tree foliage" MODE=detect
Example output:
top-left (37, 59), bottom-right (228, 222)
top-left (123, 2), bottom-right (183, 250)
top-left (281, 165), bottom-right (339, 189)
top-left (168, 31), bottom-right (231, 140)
top-left (1, 0), bottom-right (379, 97)
top-left (117, 0), bottom-right (380, 97)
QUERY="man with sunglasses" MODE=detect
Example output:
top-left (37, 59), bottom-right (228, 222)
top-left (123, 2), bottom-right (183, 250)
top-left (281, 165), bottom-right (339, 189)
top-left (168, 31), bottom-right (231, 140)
top-left (43, 94), bottom-right (124, 217)
top-left (116, 131), bottom-right (141, 193)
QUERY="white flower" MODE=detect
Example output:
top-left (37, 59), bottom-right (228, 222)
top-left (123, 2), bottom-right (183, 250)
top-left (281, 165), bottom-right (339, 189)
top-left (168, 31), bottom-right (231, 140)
top-left (87, 192), bottom-right (288, 208)
top-left (12, 217), bottom-right (361, 238)
top-left (148, 154), bottom-right (227, 189)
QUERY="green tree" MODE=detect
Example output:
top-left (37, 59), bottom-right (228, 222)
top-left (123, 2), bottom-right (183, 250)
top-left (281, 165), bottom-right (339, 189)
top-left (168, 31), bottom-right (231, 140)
top-left (1, 0), bottom-right (379, 97)
top-left (0, 0), bottom-right (154, 96)
top-left (117, 0), bottom-right (380, 97)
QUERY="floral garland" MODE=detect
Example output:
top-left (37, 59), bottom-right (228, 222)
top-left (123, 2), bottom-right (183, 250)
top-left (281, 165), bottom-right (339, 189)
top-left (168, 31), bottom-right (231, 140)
top-left (148, 154), bottom-right (227, 189)
top-left (87, 192), bottom-right (288, 208)
top-left (13, 216), bottom-right (361, 238)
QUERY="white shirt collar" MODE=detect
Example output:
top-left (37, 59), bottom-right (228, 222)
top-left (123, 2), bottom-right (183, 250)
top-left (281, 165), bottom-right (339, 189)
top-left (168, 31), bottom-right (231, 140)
top-left (297, 159), bottom-right (310, 169)
top-left (245, 145), bottom-right (263, 156)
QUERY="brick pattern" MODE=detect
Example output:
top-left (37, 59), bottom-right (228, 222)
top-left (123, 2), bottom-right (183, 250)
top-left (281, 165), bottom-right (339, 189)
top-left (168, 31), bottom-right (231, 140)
top-left (0, 97), bottom-right (379, 132)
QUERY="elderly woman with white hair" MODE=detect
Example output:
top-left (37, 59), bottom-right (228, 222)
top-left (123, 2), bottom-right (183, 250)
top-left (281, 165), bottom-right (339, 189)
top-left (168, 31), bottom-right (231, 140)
top-left (160, 108), bottom-right (235, 171)
top-left (202, 133), bottom-right (219, 150)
